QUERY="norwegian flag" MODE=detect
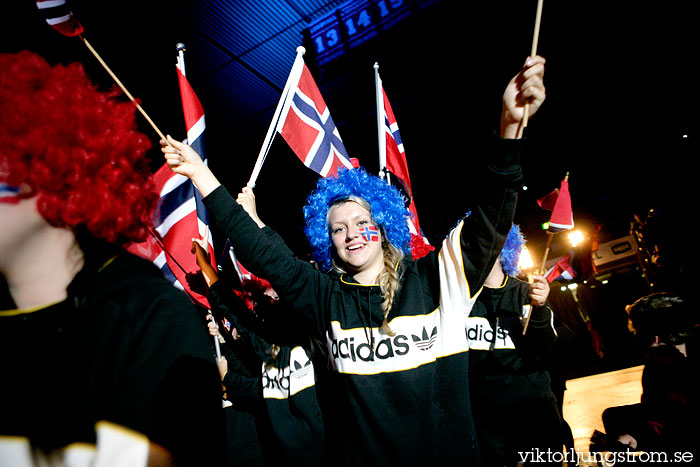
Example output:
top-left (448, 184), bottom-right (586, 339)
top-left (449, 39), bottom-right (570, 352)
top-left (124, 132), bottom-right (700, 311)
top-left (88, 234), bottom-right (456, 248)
top-left (545, 250), bottom-right (576, 283)
top-left (0, 184), bottom-right (20, 204)
top-left (35, 0), bottom-right (84, 37)
top-left (361, 226), bottom-right (380, 242)
top-left (276, 60), bottom-right (353, 178)
top-left (127, 52), bottom-right (214, 309)
top-left (538, 174), bottom-right (574, 233)
top-left (375, 67), bottom-right (433, 258)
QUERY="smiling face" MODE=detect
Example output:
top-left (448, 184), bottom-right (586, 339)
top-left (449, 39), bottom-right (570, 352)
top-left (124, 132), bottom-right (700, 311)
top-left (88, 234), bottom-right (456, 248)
top-left (328, 200), bottom-right (384, 283)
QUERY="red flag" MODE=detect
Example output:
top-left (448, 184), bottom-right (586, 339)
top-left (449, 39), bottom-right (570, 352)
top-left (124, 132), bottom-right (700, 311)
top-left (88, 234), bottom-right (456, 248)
top-left (276, 63), bottom-right (354, 178)
top-left (127, 54), bottom-right (214, 310)
top-left (35, 0), bottom-right (84, 37)
top-left (538, 175), bottom-right (574, 233)
top-left (545, 250), bottom-right (576, 282)
top-left (376, 70), bottom-right (433, 258)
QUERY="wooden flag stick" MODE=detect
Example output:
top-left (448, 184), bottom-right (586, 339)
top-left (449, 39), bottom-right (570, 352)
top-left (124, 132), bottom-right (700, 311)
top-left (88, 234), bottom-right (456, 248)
top-left (521, 273), bottom-right (535, 334)
top-left (79, 35), bottom-right (170, 145)
top-left (517, 0), bottom-right (544, 138)
top-left (539, 232), bottom-right (554, 276)
top-left (522, 235), bottom-right (552, 336)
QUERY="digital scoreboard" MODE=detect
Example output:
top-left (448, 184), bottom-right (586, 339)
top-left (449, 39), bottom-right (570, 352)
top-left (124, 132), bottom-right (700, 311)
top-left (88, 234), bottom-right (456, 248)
top-left (307, 0), bottom-right (438, 65)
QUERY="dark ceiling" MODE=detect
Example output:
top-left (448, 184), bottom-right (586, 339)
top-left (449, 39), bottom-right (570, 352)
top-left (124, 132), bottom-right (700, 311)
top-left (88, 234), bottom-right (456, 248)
top-left (4, 0), bottom-right (695, 265)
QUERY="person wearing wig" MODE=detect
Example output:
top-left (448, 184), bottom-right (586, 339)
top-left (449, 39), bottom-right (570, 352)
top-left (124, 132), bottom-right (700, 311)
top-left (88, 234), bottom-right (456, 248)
top-left (466, 224), bottom-right (564, 466)
top-left (0, 51), bottom-right (225, 465)
top-left (162, 55), bottom-right (546, 465)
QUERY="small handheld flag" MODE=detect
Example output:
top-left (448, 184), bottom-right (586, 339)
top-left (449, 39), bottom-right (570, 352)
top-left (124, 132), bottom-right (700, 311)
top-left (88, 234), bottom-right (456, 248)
top-left (0, 184), bottom-right (21, 204)
top-left (544, 250), bottom-right (576, 283)
top-left (35, 0), bottom-right (84, 37)
top-left (34, 0), bottom-right (170, 146)
top-left (538, 173), bottom-right (574, 233)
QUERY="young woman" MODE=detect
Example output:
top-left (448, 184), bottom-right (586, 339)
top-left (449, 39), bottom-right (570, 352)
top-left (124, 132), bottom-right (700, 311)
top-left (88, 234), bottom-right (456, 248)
top-left (162, 56), bottom-right (546, 465)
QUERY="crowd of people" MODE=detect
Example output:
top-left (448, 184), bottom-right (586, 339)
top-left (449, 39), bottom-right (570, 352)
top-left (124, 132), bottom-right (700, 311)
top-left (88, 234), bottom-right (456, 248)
top-left (1, 47), bottom-right (694, 467)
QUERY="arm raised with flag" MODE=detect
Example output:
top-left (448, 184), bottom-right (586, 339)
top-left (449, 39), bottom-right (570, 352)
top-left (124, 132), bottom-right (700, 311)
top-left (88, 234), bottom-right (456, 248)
top-left (501, 55), bottom-right (546, 139)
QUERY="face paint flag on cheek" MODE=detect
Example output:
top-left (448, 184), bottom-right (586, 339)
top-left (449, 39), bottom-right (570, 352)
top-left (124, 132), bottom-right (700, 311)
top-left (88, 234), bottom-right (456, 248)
top-left (361, 226), bottom-right (380, 242)
top-left (0, 184), bottom-right (21, 204)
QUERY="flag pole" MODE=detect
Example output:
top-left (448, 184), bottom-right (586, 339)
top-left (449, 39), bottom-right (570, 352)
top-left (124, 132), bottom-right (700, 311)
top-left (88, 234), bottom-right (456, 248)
top-left (176, 42), bottom-right (186, 76)
top-left (539, 232), bottom-right (555, 276)
top-left (374, 62), bottom-right (389, 183)
top-left (517, 0), bottom-right (544, 139)
top-left (173, 43), bottom-right (220, 357)
top-left (78, 35), bottom-right (171, 145)
top-left (247, 46), bottom-right (306, 188)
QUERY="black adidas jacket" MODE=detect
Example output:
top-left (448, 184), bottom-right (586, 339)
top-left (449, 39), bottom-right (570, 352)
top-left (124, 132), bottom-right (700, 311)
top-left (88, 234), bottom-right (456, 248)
top-left (207, 275), bottom-right (325, 467)
top-left (467, 275), bottom-right (557, 376)
top-left (466, 275), bottom-right (562, 465)
top-left (203, 136), bottom-right (524, 466)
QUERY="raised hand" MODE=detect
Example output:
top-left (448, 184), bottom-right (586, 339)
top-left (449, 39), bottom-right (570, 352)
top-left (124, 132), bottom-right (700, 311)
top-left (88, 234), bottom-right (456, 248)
top-left (160, 135), bottom-right (222, 197)
top-left (501, 55), bottom-right (546, 138)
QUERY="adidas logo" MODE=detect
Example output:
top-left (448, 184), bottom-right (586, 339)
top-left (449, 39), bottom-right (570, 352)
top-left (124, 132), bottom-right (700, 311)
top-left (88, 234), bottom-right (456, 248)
top-left (291, 357), bottom-right (313, 380)
top-left (262, 366), bottom-right (289, 391)
top-left (330, 335), bottom-right (410, 362)
top-left (411, 326), bottom-right (438, 351)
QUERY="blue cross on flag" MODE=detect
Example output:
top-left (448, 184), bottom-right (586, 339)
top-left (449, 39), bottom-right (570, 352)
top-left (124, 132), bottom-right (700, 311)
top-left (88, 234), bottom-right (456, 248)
top-left (277, 64), bottom-right (354, 178)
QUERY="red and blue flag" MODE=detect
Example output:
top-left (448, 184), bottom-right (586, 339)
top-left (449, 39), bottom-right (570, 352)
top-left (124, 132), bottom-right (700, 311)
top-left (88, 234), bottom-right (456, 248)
top-left (0, 184), bottom-right (20, 204)
top-left (277, 64), bottom-right (354, 178)
top-left (361, 226), bottom-right (380, 242)
top-left (545, 250), bottom-right (576, 283)
top-left (376, 69), bottom-right (433, 258)
top-left (35, 0), bottom-right (84, 37)
top-left (127, 54), bottom-right (214, 309)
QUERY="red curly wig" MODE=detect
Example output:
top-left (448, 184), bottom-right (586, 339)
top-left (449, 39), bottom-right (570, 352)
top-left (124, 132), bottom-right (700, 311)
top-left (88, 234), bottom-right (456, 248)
top-left (0, 50), bottom-right (157, 245)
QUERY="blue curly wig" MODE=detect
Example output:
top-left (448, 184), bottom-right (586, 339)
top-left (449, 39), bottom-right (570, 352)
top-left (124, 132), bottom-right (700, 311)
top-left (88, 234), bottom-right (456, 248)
top-left (500, 224), bottom-right (526, 277)
top-left (303, 167), bottom-right (412, 271)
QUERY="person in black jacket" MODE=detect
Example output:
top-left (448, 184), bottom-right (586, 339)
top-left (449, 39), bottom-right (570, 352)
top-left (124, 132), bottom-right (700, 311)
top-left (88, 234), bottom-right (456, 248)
top-left (600, 293), bottom-right (698, 459)
top-left (193, 238), bottom-right (324, 467)
top-left (467, 224), bottom-right (564, 466)
top-left (0, 50), bottom-right (226, 466)
top-left (161, 55), bottom-right (546, 465)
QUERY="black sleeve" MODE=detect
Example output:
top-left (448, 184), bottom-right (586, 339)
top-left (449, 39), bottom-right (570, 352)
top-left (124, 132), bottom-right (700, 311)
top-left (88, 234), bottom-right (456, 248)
top-left (460, 137), bottom-right (524, 296)
top-left (221, 350), bottom-right (263, 405)
top-left (203, 187), bottom-right (331, 338)
top-left (512, 281), bottom-right (557, 364)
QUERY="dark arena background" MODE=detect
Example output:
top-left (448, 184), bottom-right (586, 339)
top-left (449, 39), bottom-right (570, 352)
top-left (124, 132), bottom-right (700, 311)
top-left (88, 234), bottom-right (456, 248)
top-left (3, 0), bottom-right (695, 379)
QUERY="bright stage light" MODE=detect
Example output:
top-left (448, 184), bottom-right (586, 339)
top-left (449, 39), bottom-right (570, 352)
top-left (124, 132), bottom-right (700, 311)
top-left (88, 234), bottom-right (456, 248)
top-left (568, 230), bottom-right (584, 247)
top-left (518, 246), bottom-right (534, 270)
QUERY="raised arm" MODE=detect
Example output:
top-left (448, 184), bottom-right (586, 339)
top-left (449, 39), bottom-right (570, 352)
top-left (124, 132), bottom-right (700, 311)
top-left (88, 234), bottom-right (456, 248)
top-left (460, 56), bottom-right (546, 294)
top-left (160, 138), bottom-right (329, 336)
